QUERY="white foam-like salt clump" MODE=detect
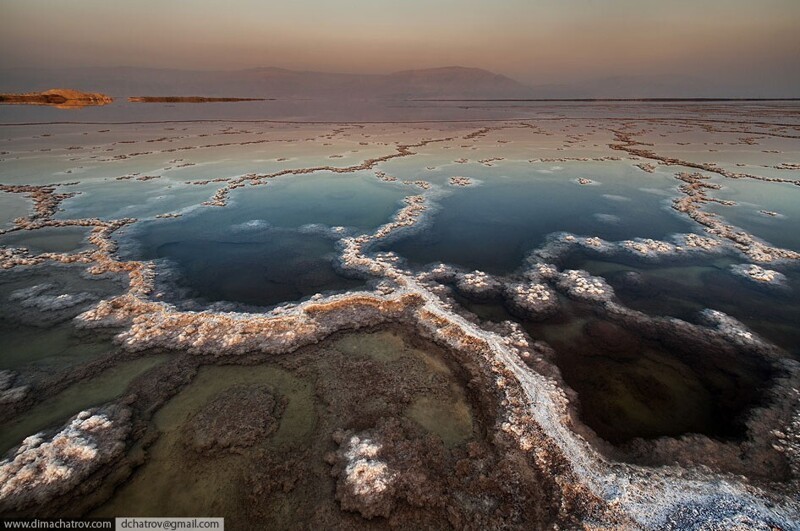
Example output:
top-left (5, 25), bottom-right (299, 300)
top-left (420, 263), bottom-right (458, 283)
top-left (526, 262), bottom-right (559, 282)
top-left (529, 232), bottom-right (726, 265)
top-left (504, 281), bottom-right (559, 319)
top-left (557, 270), bottom-right (614, 302)
top-left (9, 284), bottom-right (96, 312)
top-left (730, 264), bottom-right (787, 287)
top-left (619, 238), bottom-right (677, 258)
top-left (698, 309), bottom-right (770, 349)
top-left (0, 406), bottom-right (130, 513)
top-left (448, 176), bottom-right (475, 187)
top-left (455, 270), bottom-right (503, 299)
top-left (337, 435), bottom-right (395, 519)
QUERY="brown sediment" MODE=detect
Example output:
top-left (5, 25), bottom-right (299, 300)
top-left (187, 178), bottom-right (230, 185)
top-left (462, 127), bottom-right (492, 140)
top-left (182, 385), bottom-right (285, 455)
top-left (116, 175), bottom-right (160, 182)
top-left (401, 180), bottom-right (431, 190)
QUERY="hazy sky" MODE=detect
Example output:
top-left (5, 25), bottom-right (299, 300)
top-left (2, 0), bottom-right (799, 88)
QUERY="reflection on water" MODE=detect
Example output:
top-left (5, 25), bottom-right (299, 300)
top-left (384, 163), bottom-right (690, 274)
top-left (0, 226), bottom-right (91, 253)
top-left (119, 172), bottom-right (412, 307)
top-left (562, 252), bottom-right (800, 356)
top-left (453, 294), bottom-right (771, 443)
top-left (0, 264), bottom-right (126, 371)
top-left (133, 231), bottom-right (363, 308)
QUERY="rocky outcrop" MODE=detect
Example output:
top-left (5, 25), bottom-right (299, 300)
top-left (0, 89), bottom-right (112, 107)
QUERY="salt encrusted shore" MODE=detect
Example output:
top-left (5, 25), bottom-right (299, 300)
top-left (730, 263), bottom-right (789, 288)
top-left (0, 120), bottom-right (799, 527)
top-left (0, 406), bottom-right (131, 516)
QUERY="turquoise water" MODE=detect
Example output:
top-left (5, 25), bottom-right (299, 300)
top-left (224, 171), bottom-right (408, 231)
top-left (56, 179), bottom-right (219, 221)
top-left (137, 234), bottom-right (363, 307)
top-left (704, 177), bottom-right (800, 252)
top-left (0, 192), bottom-right (29, 227)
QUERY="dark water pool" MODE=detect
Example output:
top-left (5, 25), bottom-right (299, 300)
top-left (383, 164), bottom-right (691, 274)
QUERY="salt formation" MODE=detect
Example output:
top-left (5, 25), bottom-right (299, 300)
top-left (556, 270), bottom-right (614, 302)
top-left (9, 284), bottom-right (96, 312)
top-left (730, 263), bottom-right (788, 287)
top-left (448, 176), bottom-right (473, 187)
top-left (528, 231), bottom-right (729, 265)
top-left (0, 406), bottom-right (130, 515)
top-left (454, 270), bottom-right (502, 299)
top-left (503, 281), bottom-right (558, 319)
top-left (331, 432), bottom-right (396, 519)
top-left (0, 370), bottom-right (28, 404)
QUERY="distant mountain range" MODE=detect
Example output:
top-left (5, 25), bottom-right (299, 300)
top-left (0, 66), bottom-right (794, 99)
